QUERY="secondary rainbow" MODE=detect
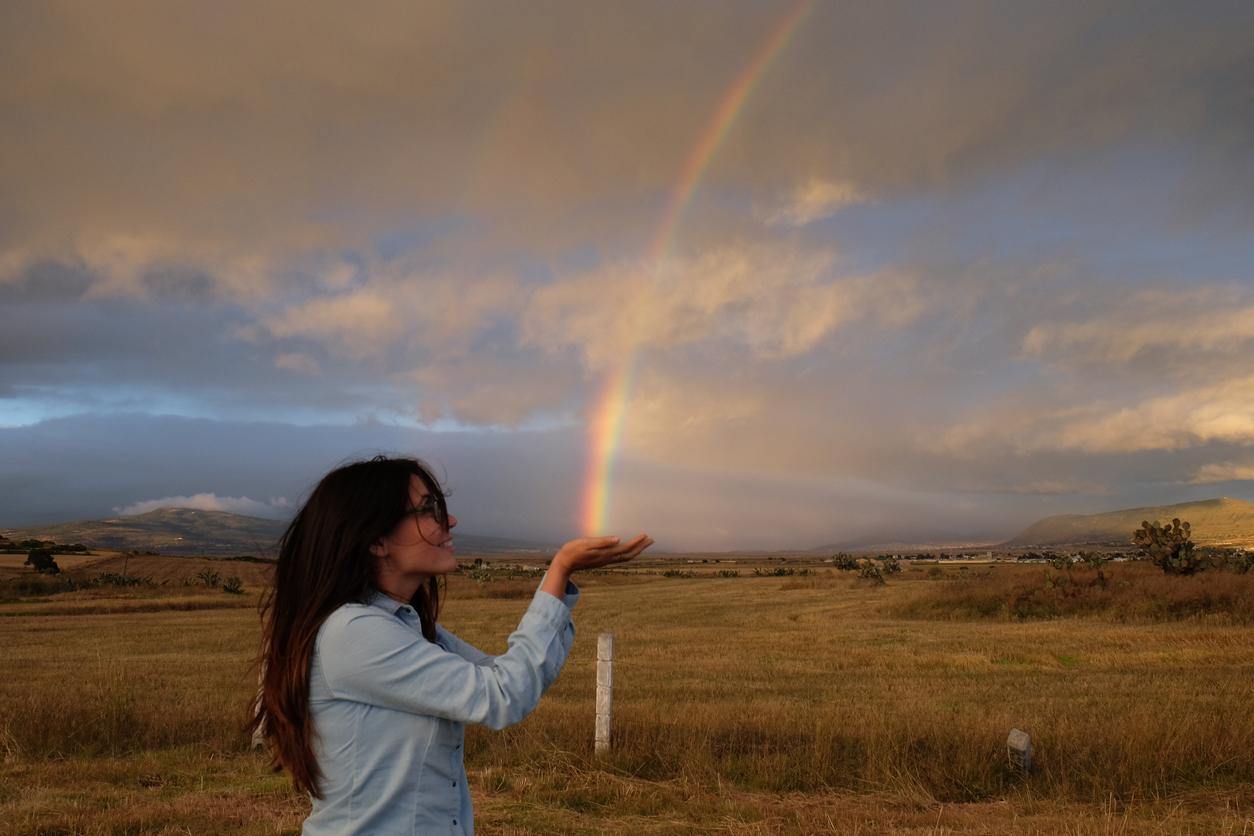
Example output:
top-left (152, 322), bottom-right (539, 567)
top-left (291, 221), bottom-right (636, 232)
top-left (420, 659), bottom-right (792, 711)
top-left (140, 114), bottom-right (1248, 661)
top-left (581, 0), bottom-right (816, 534)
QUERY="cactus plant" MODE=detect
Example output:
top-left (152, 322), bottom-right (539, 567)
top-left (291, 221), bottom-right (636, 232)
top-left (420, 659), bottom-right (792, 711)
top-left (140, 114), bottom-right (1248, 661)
top-left (831, 553), bottom-right (859, 571)
top-left (1132, 518), bottom-right (1203, 575)
top-left (857, 559), bottom-right (885, 585)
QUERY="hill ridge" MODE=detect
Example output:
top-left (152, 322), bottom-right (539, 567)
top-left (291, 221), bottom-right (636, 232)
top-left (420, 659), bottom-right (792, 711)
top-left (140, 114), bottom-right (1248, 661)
top-left (1004, 497), bottom-right (1254, 548)
top-left (2, 506), bottom-right (554, 556)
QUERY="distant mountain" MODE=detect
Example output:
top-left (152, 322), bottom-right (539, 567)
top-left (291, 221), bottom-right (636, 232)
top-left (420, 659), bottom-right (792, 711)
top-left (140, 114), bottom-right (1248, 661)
top-left (1, 507), bottom-right (556, 556)
top-left (1003, 497), bottom-right (1254, 548)
top-left (2, 508), bottom-right (286, 556)
top-left (811, 540), bottom-right (1001, 555)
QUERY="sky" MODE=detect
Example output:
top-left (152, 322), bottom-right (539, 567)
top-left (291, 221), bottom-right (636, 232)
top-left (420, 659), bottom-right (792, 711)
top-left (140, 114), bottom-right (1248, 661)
top-left (2, 1), bottom-right (1253, 549)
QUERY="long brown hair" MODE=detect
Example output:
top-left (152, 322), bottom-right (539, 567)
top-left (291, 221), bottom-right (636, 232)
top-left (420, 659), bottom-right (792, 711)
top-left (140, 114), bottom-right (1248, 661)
top-left (247, 455), bottom-right (448, 797)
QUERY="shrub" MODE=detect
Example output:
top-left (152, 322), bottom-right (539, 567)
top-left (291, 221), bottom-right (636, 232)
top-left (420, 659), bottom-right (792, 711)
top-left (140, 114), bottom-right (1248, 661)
top-left (195, 568), bottom-right (222, 588)
top-left (880, 557), bottom-right (902, 575)
top-left (751, 567), bottom-right (809, 577)
top-left (221, 576), bottom-right (245, 595)
top-left (895, 563), bottom-right (1254, 622)
top-left (223, 554), bottom-right (273, 564)
top-left (461, 565), bottom-right (494, 583)
top-left (0, 574), bottom-right (73, 596)
top-left (1050, 553), bottom-right (1077, 572)
top-left (716, 569), bottom-right (740, 578)
top-left (1203, 548), bottom-right (1253, 574)
top-left (661, 569), bottom-right (693, 578)
top-left (1078, 551), bottom-right (1110, 587)
top-left (92, 573), bottom-right (154, 588)
top-left (1133, 519), bottom-right (1203, 575)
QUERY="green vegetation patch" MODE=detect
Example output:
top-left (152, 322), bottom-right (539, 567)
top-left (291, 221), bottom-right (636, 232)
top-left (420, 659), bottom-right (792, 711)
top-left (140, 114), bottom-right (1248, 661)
top-left (894, 563), bottom-right (1254, 623)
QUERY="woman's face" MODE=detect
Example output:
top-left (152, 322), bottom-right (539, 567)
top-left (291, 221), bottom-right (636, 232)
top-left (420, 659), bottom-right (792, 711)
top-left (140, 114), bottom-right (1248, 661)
top-left (374, 474), bottom-right (458, 588)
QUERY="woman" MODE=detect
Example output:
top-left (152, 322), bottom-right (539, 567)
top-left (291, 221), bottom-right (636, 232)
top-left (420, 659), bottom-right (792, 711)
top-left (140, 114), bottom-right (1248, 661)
top-left (249, 456), bottom-right (652, 835)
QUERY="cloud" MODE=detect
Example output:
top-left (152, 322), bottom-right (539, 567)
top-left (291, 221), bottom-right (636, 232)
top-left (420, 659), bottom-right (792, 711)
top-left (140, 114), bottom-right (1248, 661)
top-left (1190, 462), bottom-right (1254, 484)
top-left (521, 246), bottom-right (921, 370)
top-left (114, 493), bottom-right (289, 518)
top-left (405, 351), bottom-right (582, 427)
top-left (235, 243), bottom-right (924, 428)
top-left (1023, 287), bottom-right (1254, 376)
top-left (762, 178), bottom-right (869, 226)
top-left (260, 288), bottom-right (401, 360)
top-left (935, 373), bottom-right (1254, 456)
top-left (256, 270), bottom-right (523, 361)
top-left (274, 352), bottom-right (321, 376)
top-left (1000, 479), bottom-right (1112, 496)
top-left (1045, 378), bottom-right (1254, 453)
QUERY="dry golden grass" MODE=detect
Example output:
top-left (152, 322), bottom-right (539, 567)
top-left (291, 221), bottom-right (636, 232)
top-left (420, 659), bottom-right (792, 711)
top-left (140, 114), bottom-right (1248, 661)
top-left (78, 553), bottom-right (276, 587)
top-left (1, 558), bottom-right (1252, 834)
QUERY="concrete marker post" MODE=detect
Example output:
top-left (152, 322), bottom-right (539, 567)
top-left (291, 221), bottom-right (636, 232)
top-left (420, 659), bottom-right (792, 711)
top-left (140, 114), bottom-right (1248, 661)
top-left (1007, 728), bottom-right (1033, 774)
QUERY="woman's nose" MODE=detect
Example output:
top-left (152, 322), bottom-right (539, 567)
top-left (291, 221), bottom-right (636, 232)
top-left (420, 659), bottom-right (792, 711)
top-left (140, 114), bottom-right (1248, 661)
top-left (448, 513), bottom-right (458, 529)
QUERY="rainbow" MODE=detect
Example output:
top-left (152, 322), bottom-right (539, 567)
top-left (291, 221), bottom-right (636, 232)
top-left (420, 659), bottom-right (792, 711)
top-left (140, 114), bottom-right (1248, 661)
top-left (580, 0), bottom-right (815, 534)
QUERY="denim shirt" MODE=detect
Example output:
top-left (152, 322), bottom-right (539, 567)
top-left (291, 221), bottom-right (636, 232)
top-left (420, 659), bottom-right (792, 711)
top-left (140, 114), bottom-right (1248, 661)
top-left (303, 579), bottom-right (579, 835)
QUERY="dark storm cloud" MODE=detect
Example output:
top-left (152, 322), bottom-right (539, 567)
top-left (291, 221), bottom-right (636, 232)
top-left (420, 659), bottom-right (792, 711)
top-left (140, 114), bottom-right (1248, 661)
top-left (1, 0), bottom-right (1251, 269)
top-left (0, 414), bottom-right (585, 540)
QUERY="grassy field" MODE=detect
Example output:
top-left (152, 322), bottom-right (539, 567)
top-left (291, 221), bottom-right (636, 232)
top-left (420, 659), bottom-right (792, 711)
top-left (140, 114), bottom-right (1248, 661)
top-left (1, 557), bottom-right (1252, 834)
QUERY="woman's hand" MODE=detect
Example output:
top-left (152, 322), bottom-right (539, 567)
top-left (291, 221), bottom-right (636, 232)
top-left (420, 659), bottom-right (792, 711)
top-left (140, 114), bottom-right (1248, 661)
top-left (554, 534), bottom-right (653, 573)
top-left (541, 534), bottom-right (653, 599)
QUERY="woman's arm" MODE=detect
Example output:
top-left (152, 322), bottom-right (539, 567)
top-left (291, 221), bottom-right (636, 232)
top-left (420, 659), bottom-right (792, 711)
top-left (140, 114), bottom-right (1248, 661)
top-left (439, 576), bottom-right (581, 665)
top-left (318, 584), bottom-right (576, 729)
top-left (434, 626), bottom-right (494, 666)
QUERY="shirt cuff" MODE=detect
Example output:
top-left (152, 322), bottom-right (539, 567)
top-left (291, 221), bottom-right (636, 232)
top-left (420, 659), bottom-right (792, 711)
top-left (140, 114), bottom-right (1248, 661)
top-left (534, 573), bottom-right (580, 612)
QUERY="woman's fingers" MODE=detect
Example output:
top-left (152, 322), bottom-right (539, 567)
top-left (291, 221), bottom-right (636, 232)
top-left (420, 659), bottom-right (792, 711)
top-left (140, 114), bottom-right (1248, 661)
top-left (594, 536), bottom-right (650, 559)
top-left (603, 535), bottom-right (652, 562)
top-left (604, 536), bottom-right (652, 556)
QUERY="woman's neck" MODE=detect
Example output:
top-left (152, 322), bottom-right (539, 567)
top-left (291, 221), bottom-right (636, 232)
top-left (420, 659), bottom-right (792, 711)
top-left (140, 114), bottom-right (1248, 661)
top-left (375, 574), bottom-right (430, 604)
top-left (380, 588), bottom-right (411, 605)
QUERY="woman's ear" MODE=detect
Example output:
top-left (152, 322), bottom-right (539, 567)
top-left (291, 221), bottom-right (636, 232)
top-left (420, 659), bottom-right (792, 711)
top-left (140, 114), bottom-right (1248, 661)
top-left (369, 540), bottom-right (388, 559)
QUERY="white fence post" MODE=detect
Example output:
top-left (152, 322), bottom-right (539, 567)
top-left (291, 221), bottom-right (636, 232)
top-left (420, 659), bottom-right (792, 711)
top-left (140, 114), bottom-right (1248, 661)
top-left (595, 632), bottom-right (614, 756)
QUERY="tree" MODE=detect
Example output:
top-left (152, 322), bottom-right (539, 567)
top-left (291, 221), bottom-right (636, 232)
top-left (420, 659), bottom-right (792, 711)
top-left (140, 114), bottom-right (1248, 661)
top-left (1133, 518), bottom-right (1202, 575)
top-left (24, 549), bottom-right (60, 574)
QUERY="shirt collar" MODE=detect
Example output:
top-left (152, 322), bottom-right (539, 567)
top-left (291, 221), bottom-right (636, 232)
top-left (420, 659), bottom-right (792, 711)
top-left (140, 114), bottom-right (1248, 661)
top-left (367, 588), bottom-right (413, 617)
